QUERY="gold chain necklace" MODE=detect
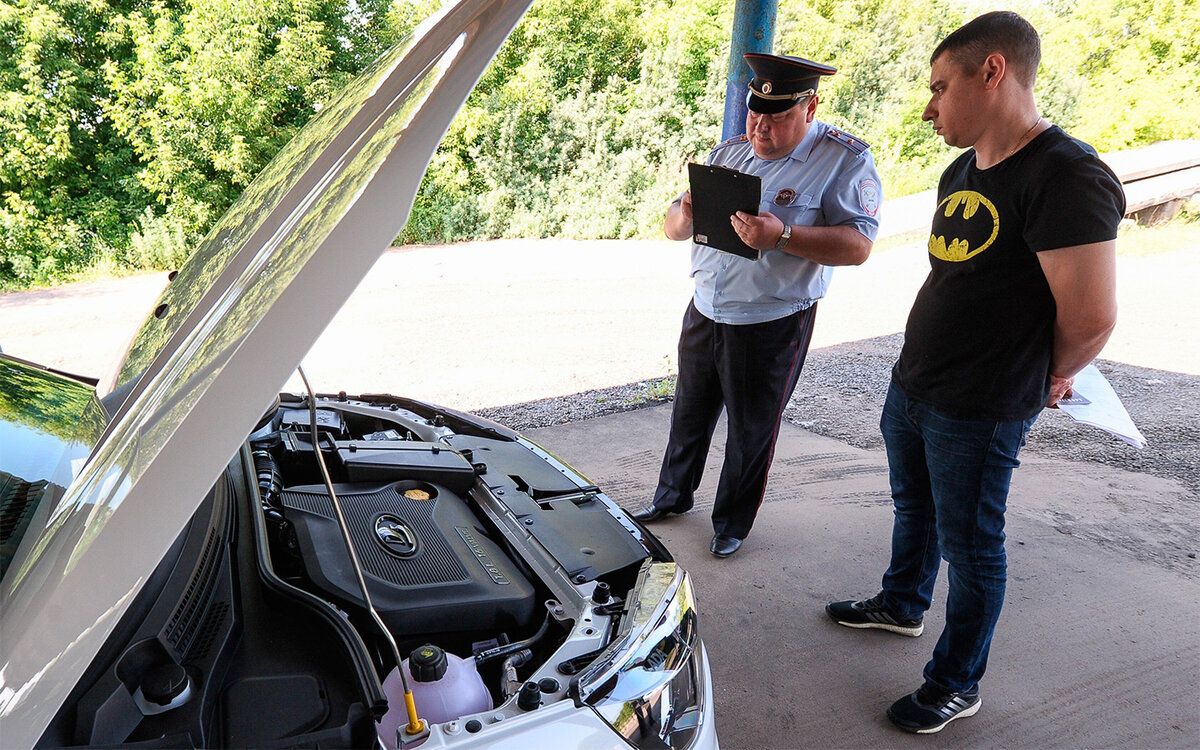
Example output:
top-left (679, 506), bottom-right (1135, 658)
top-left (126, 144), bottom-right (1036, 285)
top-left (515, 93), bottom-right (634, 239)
top-left (1007, 116), bottom-right (1043, 159)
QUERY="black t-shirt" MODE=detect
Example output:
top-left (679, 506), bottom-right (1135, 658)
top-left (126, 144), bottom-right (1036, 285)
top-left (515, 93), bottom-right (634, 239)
top-left (893, 126), bottom-right (1125, 421)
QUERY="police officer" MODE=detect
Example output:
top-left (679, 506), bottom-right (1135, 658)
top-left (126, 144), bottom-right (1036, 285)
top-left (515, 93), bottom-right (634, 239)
top-left (631, 54), bottom-right (882, 558)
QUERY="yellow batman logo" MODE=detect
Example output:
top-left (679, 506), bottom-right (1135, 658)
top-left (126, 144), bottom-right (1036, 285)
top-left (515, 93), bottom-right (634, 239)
top-left (928, 191), bottom-right (999, 262)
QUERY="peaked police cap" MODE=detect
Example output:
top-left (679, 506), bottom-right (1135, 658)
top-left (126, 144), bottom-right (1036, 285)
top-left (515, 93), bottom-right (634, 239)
top-left (744, 53), bottom-right (837, 114)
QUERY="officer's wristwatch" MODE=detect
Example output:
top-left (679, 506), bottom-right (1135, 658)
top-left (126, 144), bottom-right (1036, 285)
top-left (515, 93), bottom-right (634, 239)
top-left (773, 223), bottom-right (792, 251)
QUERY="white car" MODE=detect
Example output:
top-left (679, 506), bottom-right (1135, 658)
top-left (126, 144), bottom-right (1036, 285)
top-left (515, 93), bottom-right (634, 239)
top-left (0, 0), bottom-right (719, 747)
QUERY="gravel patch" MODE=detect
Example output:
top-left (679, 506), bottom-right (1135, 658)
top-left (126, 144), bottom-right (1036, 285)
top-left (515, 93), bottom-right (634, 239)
top-left (477, 377), bottom-right (677, 429)
top-left (479, 333), bottom-right (1200, 504)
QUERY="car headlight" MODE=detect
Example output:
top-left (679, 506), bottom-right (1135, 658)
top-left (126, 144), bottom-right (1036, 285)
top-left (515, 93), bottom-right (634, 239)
top-left (575, 562), bottom-right (708, 749)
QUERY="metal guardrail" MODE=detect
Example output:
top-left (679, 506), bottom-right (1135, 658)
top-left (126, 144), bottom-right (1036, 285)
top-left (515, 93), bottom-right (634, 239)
top-left (876, 139), bottom-right (1200, 240)
top-left (1108, 140), bottom-right (1200, 222)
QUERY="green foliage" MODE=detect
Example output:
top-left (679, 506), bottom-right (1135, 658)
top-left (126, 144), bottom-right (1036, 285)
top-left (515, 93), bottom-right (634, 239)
top-left (404, 0), bottom-right (730, 241)
top-left (3, 0), bottom-right (1199, 289)
top-left (407, 0), bottom-right (1198, 243)
top-left (775, 0), bottom-right (968, 197)
top-left (128, 205), bottom-right (189, 270)
top-left (625, 375), bottom-right (676, 405)
top-left (1040, 0), bottom-right (1200, 149)
top-left (0, 0), bottom-right (148, 289)
top-left (1, 0), bottom-right (422, 287)
top-left (101, 0), bottom-right (418, 263)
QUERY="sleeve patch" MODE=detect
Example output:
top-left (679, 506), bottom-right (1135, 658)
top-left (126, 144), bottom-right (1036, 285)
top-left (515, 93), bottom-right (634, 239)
top-left (859, 178), bottom-right (880, 216)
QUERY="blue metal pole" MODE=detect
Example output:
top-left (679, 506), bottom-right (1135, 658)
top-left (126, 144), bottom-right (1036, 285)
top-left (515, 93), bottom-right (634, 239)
top-left (723, 0), bottom-right (777, 140)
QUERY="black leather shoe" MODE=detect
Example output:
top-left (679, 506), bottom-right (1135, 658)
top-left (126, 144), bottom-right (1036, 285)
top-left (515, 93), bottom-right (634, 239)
top-left (710, 534), bottom-right (742, 558)
top-left (630, 505), bottom-right (677, 523)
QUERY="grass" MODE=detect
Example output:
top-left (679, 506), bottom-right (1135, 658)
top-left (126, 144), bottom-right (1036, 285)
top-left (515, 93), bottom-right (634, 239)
top-left (871, 229), bottom-right (927, 254)
top-left (1116, 199), bottom-right (1200, 257)
top-left (624, 376), bottom-right (677, 407)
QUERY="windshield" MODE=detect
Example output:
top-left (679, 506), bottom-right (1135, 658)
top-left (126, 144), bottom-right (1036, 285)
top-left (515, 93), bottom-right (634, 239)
top-left (0, 358), bottom-right (106, 583)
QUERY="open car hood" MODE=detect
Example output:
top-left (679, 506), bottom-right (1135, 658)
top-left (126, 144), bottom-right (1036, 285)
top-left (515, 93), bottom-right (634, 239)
top-left (0, 0), bottom-right (532, 744)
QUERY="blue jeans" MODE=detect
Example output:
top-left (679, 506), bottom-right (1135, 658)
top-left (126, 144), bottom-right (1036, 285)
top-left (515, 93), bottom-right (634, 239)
top-left (878, 383), bottom-right (1035, 693)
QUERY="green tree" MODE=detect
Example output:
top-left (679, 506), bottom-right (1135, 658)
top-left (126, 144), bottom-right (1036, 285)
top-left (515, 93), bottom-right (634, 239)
top-left (775, 0), bottom-right (967, 195)
top-left (1041, 0), bottom-right (1200, 149)
top-left (402, 0), bottom-right (731, 242)
top-left (103, 0), bottom-right (419, 267)
top-left (0, 0), bottom-right (148, 288)
top-left (4, 0), bottom-right (1198, 289)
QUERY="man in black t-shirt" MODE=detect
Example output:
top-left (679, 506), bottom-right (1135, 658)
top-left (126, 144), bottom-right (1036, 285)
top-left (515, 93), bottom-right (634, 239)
top-left (825, 11), bottom-right (1124, 734)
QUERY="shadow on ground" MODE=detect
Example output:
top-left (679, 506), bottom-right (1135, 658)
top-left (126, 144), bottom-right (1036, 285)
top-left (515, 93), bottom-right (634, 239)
top-left (524, 401), bottom-right (1199, 749)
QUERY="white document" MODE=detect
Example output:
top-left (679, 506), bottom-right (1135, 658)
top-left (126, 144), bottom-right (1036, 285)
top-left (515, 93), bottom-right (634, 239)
top-left (1055, 364), bottom-right (1147, 449)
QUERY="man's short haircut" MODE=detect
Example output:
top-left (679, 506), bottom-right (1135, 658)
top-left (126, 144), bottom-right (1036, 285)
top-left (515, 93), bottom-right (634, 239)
top-left (931, 11), bottom-right (1041, 88)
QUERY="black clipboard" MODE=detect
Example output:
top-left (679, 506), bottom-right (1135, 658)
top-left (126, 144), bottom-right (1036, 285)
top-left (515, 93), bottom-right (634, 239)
top-left (688, 162), bottom-right (762, 260)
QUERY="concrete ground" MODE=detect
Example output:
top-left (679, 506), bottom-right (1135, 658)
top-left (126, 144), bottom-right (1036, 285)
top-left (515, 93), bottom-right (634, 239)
top-left (530, 406), bottom-right (1199, 749)
top-left (2, 238), bottom-right (1198, 748)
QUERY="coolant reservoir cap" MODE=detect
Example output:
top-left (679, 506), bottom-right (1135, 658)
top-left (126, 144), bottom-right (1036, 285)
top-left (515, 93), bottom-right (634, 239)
top-left (409, 644), bottom-right (448, 682)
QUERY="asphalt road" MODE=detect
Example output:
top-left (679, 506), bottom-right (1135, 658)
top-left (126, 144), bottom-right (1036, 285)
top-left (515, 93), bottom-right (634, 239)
top-left (3, 237), bottom-right (1197, 400)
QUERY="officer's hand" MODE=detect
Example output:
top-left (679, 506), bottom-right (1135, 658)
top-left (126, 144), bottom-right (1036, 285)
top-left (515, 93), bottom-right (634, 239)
top-left (679, 191), bottom-right (693, 223)
top-left (1046, 374), bottom-right (1074, 408)
top-left (731, 211), bottom-right (785, 251)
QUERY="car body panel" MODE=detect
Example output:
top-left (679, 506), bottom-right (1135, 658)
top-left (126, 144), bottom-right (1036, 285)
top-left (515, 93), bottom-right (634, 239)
top-left (385, 644), bottom-right (718, 749)
top-left (0, 1), bottom-right (534, 745)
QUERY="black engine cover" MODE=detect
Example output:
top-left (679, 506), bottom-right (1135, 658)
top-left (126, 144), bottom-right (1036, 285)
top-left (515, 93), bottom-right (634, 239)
top-left (281, 481), bottom-right (536, 637)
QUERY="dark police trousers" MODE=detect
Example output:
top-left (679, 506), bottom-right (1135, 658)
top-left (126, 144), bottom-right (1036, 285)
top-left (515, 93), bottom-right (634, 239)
top-left (653, 300), bottom-right (816, 539)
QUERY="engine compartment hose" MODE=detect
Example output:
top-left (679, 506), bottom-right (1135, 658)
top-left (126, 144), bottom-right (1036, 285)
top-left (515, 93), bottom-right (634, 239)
top-left (252, 450), bottom-right (282, 509)
top-left (474, 611), bottom-right (552, 665)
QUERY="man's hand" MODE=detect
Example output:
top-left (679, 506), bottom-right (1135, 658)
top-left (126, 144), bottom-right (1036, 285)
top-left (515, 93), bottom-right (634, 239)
top-left (1046, 374), bottom-right (1074, 408)
top-left (731, 210), bottom-right (785, 250)
top-left (730, 212), bottom-right (872, 265)
top-left (678, 191), bottom-right (693, 224)
top-left (663, 191), bottom-right (695, 241)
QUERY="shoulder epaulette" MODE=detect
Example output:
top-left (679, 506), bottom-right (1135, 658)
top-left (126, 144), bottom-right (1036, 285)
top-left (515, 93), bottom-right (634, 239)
top-left (826, 128), bottom-right (870, 155)
top-left (711, 134), bottom-right (749, 152)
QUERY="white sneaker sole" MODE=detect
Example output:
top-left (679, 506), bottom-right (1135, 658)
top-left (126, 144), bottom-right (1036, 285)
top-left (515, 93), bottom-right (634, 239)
top-left (834, 619), bottom-right (924, 637)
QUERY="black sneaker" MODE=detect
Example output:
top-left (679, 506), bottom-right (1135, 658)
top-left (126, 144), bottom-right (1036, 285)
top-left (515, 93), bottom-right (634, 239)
top-left (887, 682), bottom-right (981, 734)
top-left (825, 593), bottom-right (924, 636)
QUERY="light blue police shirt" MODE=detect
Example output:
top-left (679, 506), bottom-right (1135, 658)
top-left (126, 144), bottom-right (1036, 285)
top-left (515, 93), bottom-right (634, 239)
top-left (690, 120), bottom-right (882, 325)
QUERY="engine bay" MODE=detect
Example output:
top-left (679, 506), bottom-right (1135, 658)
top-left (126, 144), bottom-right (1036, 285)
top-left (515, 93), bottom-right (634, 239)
top-left (248, 393), bottom-right (662, 744)
top-left (38, 392), bottom-right (668, 748)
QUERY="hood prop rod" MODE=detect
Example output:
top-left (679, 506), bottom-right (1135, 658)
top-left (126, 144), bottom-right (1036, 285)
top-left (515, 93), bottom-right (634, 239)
top-left (297, 367), bottom-right (427, 742)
